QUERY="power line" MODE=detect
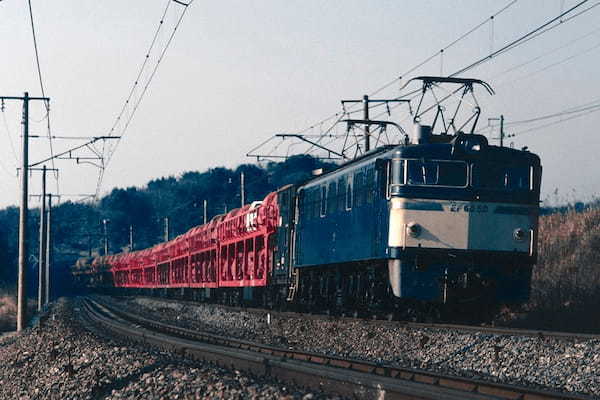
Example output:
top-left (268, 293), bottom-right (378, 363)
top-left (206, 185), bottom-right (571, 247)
top-left (376, 1), bottom-right (599, 118)
top-left (106, 0), bottom-right (172, 138)
top-left (508, 99), bottom-right (600, 126)
top-left (491, 25), bottom-right (600, 80)
top-left (369, 0), bottom-right (519, 96)
top-left (452, 0), bottom-right (592, 76)
top-left (95, 0), bottom-right (195, 199)
top-left (262, 0), bottom-right (597, 158)
top-left (510, 105), bottom-right (600, 136)
top-left (27, 0), bottom-right (59, 195)
top-left (301, 0), bottom-right (520, 151)
top-left (496, 39), bottom-right (600, 87)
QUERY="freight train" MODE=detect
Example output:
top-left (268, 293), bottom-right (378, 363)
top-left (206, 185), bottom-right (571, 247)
top-left (73, 77), bottom-right (542, 314)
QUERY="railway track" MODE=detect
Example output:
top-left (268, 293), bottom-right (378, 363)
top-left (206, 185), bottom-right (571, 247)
top-left (114, 294), bottom-right (600, 341)
top-left (79, 296), bottom-right (594, 400)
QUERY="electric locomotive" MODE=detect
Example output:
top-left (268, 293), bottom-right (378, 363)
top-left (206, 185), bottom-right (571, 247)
top-left (74, 76), bottom-right (542, 312)
top-left (281, 125), bottom-right (541, 309)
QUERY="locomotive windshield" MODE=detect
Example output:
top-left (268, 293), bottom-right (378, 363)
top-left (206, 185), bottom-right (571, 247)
top-left (472, 162), bottom-right (532, 191)
top-left (405, 160), bottom-right (468, 187)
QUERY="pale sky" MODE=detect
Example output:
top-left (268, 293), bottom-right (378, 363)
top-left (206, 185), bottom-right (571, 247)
top-left (0, 0), bottom-right (599, 209)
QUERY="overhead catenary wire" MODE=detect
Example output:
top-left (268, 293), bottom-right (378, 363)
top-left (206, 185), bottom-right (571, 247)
top-left (274, 0), bottom-right (521, 158)
top-left (95, 0), bottom-right (195, 199)
top-left (368, 0), bottom-right (519, 97)
top-left (496, 39), bottom-right (600, 87)
top-left (373, 0), bottom-right (599, 119)
top-left (106, 0), bottom-right (172, 138)
top-left (278, 0), bottom-right (596, 157)
top-left (508, 99), bottom-right (600, 126)
top-left (451, 0), bottom-right (593, 76)
top-left (27, 0), bottom-right (59, 196)
top-left (491, 24), bottom-right (600, 80)
top-left (510, 104), bottom-right (600, 136)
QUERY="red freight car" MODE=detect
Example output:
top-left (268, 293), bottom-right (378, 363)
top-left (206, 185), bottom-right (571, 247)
top-left (107, 190), bottom-right (279, 293)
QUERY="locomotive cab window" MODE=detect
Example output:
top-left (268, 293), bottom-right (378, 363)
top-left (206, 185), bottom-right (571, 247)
top-left (472, 163), bottom-right (532, 191)
top-left (406, 160), bottom-right (467, 187)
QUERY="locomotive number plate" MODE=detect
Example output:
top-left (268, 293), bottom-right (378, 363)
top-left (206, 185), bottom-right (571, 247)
top-left (449, 202), bottom-right (489, 213)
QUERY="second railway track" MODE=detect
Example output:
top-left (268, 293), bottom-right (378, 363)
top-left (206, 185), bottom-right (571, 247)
top-left (79, 296), bottom-right (595, 400)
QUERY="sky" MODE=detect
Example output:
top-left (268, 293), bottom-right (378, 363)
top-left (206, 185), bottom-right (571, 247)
top-left (0, 0), bottom-right (599, 209)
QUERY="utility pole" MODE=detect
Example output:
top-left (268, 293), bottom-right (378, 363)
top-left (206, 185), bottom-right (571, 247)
top-left (164, 217), bottom-right (169, 242)
top-left (45, 194), bottom-right (54, 305)
top-left (203, 200), bottom-right (207, 225)
top-left (500, 114), bottom-right (505, 148)
top-left (16, 93), bottom-right (28, 332)
top-left (103, 219), bottom-right (110, 255)
top-left (129, 225), bottom-right (134, 251)
top-left (363, 95), bottom-right (370, 152)
top-left (37, 166), bottom-right (47, 312)
top-left (240, 172), bottom-right (245, 207)
top-left (488, 115), bottom-right (505, 147)
top-left (341, 97), bottom-right (408, 154)
top-left (0, 92), bottom-right (49, 331)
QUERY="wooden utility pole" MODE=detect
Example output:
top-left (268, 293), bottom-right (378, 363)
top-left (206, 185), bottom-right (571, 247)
top-left (164, 217), bottom-right (169, 241)
top-left (37, 166), bottom-right (47, 312)
top-left (203, 200), bottom-right (207, 225)
top-left (0, 92), bottom-right (49, 331)
top-left (18, 92), bottom-right (29, 331)
top-left (45, 194), bottom-right (54, 305)
top-left (363, 95), bottom-right (370, 152)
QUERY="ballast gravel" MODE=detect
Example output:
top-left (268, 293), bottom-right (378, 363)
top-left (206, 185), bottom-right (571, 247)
top-left (0, 298), bottom-right (338, 400)
top-left (108, 295), bottom-right (600, 397)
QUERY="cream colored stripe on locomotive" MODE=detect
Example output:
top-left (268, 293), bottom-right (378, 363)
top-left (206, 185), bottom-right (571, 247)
top-left (389, 199), bottom-right (535, 253)
top-left (389, 198), bottom-right (468, 250)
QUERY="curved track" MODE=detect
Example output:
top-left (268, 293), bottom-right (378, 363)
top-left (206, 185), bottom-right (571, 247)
top-left (79, 296), bottom-right (594, 400)
top-left (117, 294), bottom-right (600, 341)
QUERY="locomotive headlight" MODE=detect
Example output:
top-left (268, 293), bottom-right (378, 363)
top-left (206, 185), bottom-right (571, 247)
top-left (407, 222), bottom-right (422, 238)
top-left (513, 228), bottom-right (527, 241)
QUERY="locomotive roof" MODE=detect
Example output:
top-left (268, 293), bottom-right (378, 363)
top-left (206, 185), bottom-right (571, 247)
top-left (298, 137), bottom-right (540, 189)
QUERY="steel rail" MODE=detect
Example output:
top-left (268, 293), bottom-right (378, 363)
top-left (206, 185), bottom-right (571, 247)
top-left (117, 294), bottom-right (600, 341)
top-left (83, 296), bottom-right (594, 400)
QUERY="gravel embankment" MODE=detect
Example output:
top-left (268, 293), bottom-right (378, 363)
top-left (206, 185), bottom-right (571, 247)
top-left (0, 298), bottom-right (338, 400)
top-left (108, 295), bottom-right (600, 397)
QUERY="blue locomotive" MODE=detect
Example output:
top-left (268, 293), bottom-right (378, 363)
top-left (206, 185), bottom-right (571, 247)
top-left (274, 125), bottom-right (541, 310)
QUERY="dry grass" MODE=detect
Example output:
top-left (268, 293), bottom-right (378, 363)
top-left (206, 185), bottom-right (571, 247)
top-left (504, 207), bottom-right (600, 333)
top-left (0, 290), bottom-right (17, 332)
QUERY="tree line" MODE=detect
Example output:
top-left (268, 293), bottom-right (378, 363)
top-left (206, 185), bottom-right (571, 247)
top-left (0, 155), bottom-right (335, 291)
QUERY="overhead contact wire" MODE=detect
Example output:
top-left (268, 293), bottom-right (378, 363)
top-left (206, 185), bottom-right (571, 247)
top-left (96, 0), bottom-right (195, 198)
top-left (27, 0), bottom-right (59, 195)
